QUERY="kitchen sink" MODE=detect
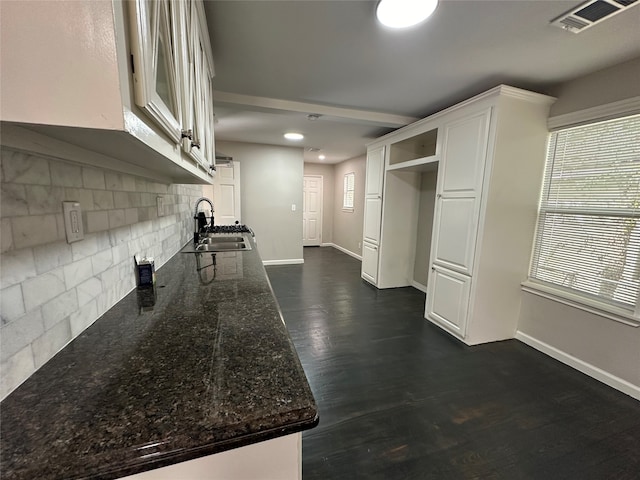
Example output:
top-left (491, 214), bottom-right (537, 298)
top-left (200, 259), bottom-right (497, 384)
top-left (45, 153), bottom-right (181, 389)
top-left (195, 242), bottom-right (250, 252)
top-left (199, 235), bottom-right (245, 243)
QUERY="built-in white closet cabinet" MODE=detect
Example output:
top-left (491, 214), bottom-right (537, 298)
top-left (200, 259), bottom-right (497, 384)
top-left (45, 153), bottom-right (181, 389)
top-left (362, 146), bottom-right (385, 284)
top-left (362, 86), bottom-right (555, 345)
top-left (0, 0), bottom-right (215, 184)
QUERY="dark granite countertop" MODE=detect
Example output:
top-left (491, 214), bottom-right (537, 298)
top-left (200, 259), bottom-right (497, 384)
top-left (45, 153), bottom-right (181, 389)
top-left (0, 236), bottom-right (318, 480)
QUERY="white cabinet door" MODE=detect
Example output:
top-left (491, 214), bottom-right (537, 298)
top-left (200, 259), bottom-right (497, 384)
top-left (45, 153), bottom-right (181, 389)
top-left (365, 146), bottom-right (385, 197)
top-left (363, 197), bottom-right (382, 245)
top-left (362, 242), bottom-right (379, 284)
top-left (183, 0), bottom-right (215, 169)
top-left (431, 108), bottom-right (491, 275)
top-left (129, 0), bottom-right (184, 143)
top-left (425, 266), bottom-right (471, 338)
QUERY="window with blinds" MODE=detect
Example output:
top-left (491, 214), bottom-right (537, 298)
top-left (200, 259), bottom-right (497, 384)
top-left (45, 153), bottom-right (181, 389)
top-left (343, 172), bottom-right (355, 210)
top-left (529, 114), bottom-right (640, 317)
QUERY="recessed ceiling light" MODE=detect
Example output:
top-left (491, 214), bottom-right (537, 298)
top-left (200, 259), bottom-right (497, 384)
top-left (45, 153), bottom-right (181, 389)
top-left (284, 132), bottom-right (304, 141)
top-left (376, 0), bottom-right (438, 29)
top-left (319, 154), bottom-right (326, 160)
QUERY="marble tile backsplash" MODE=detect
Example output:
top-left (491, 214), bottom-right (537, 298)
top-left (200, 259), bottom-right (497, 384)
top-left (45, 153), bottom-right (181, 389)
top-left (0, 147), bottom-right (204, 399)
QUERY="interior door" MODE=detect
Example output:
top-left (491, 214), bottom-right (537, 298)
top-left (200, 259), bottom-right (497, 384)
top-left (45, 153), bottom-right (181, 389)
top-left (213, 162), bottom-right (241, 225)
top-left (303, 176), bottom-right (323, 246)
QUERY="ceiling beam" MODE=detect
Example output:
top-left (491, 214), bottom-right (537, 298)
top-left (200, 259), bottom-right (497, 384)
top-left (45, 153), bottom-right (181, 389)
top-left (213, 91), bottom-right (419, 128)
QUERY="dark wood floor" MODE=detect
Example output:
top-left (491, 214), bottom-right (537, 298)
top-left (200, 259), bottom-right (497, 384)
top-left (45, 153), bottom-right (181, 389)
top-left (266, 247), bottom-right (640, 480)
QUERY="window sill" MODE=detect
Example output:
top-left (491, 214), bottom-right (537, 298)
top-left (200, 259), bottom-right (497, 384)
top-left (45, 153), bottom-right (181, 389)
top-left (342, 208), bottom-right (354, 213)
top-left (521, 280), bottom-right (639, 328)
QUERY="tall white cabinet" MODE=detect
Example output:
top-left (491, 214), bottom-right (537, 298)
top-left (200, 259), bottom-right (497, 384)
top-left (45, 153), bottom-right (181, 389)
top-left (361, 146), bottom-right (385, 284)
top-left (362, 85), bottom-right (555, 345)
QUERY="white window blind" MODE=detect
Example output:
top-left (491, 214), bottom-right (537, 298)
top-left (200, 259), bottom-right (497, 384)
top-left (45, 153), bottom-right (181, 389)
top-left (529, 114), bottom-right (640, 315)
top-left (343, 172), bottom-right (355, 210)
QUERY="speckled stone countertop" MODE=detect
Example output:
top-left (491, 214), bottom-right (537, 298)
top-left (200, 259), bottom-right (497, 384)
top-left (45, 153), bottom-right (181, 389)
top-left (0, 237), bottom-right (318, 480)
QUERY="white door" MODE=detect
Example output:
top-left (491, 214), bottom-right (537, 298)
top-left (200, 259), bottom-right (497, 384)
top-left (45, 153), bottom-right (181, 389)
top-left (303, 176), bottom-right (322, 246)
top-left (213, 162), bottom-right (241, 225)
top-left (425, 265), bottom-right (471, 338)
top-left (431, 108), bottom-right (491, 275)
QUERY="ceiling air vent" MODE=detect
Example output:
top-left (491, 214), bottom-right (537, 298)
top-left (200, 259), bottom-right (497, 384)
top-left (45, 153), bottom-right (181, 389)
top-left (551, 0), bottom-right (638, 33)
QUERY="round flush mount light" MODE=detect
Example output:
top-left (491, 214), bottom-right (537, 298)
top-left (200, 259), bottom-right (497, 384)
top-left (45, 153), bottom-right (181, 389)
top-left (319, 154), bottom-right (326, 160)
top-left (376, 0), bottom-right (438, 29)
top-left (284, 132), bottom-right (304, 141)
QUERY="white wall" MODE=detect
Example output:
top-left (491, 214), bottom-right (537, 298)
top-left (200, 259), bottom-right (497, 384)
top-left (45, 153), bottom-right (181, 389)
top-left (303, 163), bottom-right (335, 245)
top-left (216, 141), bottom-right (304, 263)
top-left (332, 155), bottom-right (366, 257)
top-left (413, 171), bottom-right (437, 287)
top-left (0, 147), bottom-right (204, 399)
top-left (517, 58), bottom-right (640, 395)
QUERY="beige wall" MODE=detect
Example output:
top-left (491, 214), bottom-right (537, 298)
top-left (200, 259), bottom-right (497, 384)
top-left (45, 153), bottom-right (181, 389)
top-left (549, 56), bottom-right (640, 117)
top-left (0, 147), bottom-right (203, 399)
top-left (517, 58), bottom-right (640, 390)
top-left (332, 155), bottom-right (366, 257)
top-left (216, 141), bottom-right (304, 263)
top-left (303, 163), bottom-right (334, 245)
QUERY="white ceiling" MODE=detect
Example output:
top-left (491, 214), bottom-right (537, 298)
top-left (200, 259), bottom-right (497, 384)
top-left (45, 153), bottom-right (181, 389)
top-left (204, 0), bottom-right (640, 164)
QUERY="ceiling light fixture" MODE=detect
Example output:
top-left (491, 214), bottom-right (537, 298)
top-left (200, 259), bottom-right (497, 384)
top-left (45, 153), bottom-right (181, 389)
top-left (284, 132), bottom-right (304, 141)
top-left (319, 154), bottom-right (326, 160)
top-left (376, 0), bottom-right (438, 29)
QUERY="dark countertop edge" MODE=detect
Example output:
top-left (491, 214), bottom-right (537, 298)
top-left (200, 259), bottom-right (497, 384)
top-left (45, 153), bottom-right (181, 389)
top-left (93, 412), bottom-right (319, 480)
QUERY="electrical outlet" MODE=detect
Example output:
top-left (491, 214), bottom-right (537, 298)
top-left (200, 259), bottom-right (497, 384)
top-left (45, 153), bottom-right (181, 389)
top-left (63, 201), bottom-right (84, 243)
top-left (157, 196), bottom-right (164, 217)
top-left (358, 241), bottom-right (361, 250)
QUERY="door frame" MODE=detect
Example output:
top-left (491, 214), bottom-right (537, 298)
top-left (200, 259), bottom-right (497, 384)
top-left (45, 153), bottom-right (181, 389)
top-left (303, 175), bottom-right (323, 247)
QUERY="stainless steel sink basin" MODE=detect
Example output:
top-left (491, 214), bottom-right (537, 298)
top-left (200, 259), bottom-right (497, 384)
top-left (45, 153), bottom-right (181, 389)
top-left (195, 242), bottom-right (250, 252)
top-left (199, 235), bottom-right (245, 243)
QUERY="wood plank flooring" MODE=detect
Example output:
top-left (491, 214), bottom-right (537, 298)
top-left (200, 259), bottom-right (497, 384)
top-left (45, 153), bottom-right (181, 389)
top-left (266, 246), bottom-right (640, 480)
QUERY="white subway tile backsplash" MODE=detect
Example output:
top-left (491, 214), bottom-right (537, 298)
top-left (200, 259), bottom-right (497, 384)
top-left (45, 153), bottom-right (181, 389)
top-left (1, 147), bottom-right (204, 399)
top-left (1, 284), bottom-right (25, 324)
top-left (50, 162), bottom-right (83, 187)
top-left (1, 309), bottom-right (45, 361)
top-left (42, 289), bottom-right (78, 330)
top-left (108, 209), bottom-right (126, 229)
top-left (85, 210), bottom-right (109, 233)
top-left (32, 318), bottom-right (72, 369)
top-left (82, 167), bottom-right (106, 190)
top-left (1, 248), bottom-right (36, 287)
top-left (0, 345), bottom-right (35, 399)
top-left (64, 188), bottom-right (94, 211)
top-left (125, 208), bottom-right (139, 225)
top-left (77, 277), bottom-right (103, 307)
top-left (93, 190), bottom-right (115, 210)
top-left (69, 300), bottom-right (97, 337)
top-left (22, 267), bottom-right (66, 312)
top-left (11, 214), bottom-right (59, 249)
top-left (26, 185), bottom-right (65, 215)
top-left (1, 218), bottom-right (14, 253)
top-left (63, 257), bottom-right (93, 289)
top-left (1, 183), bottom-right (28, 217)
top-left (33, 241), bottom-right (73, 275)
top-left (91, 249), bottom-right (113, 276)
top-left (1, 150), bottom-right (50, 185)
top-left (71, 235), bottom-right (98, 261)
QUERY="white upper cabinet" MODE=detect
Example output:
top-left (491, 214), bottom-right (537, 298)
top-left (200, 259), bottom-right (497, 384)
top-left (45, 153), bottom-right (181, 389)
top-left (0, 0), bottom-right (215, 184)
top-left (365, 146), bottom-right (385, 197)
top-left (129, 0), bottom-right (184, 144)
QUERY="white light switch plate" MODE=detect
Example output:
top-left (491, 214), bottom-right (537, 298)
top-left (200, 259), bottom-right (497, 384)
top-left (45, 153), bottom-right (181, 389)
top-left (63, 201), bottom-right (84, 243)
top-left (291, 204), bottom-right (296, 211)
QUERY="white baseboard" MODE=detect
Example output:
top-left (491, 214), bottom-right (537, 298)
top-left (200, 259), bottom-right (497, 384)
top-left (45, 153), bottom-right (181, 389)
top-left (324, 243), bottom-right (362, 261)
top-left (262, 259), bottom-right (304, 266)
top-left (411, 280), bottom-right (428, 293)
top-left (515, 331), bottom-right (640, 401)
